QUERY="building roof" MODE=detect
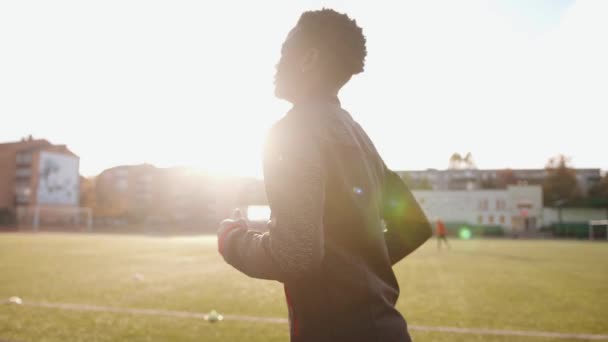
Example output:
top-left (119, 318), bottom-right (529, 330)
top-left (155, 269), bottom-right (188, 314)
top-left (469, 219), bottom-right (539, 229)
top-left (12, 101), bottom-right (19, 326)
top-left (0, 138), bottom-right (81, 165)
top-left (98, 163), bottom-right (156, 177)
top-left (0, 138), bottom-right (51, 151)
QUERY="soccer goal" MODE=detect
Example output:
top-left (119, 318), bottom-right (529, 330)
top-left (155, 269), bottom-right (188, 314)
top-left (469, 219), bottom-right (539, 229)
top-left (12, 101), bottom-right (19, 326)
top-left (588, 220), bottom-right (608, 241)
top-left (16, 206), bottom-right (93, 232)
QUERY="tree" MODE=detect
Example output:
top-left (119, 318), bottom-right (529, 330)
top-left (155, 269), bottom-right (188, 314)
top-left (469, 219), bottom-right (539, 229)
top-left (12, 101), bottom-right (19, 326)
top-left (449, 153), bottom-right (462, 170)
top-left (449, 152), bottom-right (477, 170)
top-left (463, 152), bottom-right (476, 169)
top-left (542, 155), bottom-right (582, 206)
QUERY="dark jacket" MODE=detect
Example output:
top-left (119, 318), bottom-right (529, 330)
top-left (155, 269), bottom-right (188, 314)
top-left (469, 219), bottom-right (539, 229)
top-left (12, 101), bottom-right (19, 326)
top-left (220, 97), bottom-right (432, 342)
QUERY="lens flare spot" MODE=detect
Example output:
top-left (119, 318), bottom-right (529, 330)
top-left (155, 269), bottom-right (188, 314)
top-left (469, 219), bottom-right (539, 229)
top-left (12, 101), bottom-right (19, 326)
top-left (459, 227), bottom-right (472, 240)
top-left (247, 205), bottom-right (271, 221)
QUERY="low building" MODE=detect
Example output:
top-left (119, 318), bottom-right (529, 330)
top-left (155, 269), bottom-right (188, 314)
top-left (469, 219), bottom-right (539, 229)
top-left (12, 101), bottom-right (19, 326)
top-left (412, 185), bottom-right (543, 234)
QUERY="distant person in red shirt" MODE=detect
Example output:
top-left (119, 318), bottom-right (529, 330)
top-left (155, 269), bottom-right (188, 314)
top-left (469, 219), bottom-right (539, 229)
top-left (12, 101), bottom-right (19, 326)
top-left (436, 219), bottom-right (450, 250)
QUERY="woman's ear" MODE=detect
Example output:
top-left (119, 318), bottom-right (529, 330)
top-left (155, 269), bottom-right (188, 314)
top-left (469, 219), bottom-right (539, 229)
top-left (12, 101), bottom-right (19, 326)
top-left (300, 48), bottom-right (320, 73)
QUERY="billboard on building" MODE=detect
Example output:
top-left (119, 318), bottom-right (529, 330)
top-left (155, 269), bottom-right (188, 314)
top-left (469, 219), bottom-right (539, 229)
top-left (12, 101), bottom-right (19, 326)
top-left (36, 151), bottom-right (79, 205)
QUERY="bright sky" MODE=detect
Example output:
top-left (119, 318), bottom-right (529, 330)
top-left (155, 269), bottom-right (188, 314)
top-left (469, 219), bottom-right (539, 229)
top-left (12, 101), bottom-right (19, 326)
top-left (1, 0), bottom-right (606, 178)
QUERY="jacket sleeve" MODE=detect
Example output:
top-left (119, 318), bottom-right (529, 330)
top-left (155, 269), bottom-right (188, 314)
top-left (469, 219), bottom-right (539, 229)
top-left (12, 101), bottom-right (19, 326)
top-left (382, 168), bottom-right (432, 265)
top-left (220, 124), bottom-right (325, 282)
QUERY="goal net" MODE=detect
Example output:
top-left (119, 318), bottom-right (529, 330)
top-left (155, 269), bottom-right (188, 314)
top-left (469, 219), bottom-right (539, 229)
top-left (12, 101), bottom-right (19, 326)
top-left (589, 220), bottom-right (608, 241)
top-left (16, 206), bottom-right (92, 232)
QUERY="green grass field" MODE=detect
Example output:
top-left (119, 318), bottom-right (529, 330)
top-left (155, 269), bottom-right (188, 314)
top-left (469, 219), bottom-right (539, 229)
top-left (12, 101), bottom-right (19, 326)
top-left (1, 233), bottom-right (607, 341)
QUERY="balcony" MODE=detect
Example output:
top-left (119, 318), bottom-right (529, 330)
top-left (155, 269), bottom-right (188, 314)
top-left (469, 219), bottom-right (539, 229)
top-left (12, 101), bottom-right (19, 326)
top-left (15, 167), bottom-right (32, 179)
top-left (15, 152), bottom-right (33, 166)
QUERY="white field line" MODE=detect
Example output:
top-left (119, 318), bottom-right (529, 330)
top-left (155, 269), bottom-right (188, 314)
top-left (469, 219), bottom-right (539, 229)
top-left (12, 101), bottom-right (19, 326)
top-left (5, 300), bottom-right (608, 340)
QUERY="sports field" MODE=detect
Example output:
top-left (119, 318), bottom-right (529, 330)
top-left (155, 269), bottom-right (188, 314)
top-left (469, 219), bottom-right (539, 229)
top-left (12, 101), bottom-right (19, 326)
top-left (1, 233), bottom-right (607, 342)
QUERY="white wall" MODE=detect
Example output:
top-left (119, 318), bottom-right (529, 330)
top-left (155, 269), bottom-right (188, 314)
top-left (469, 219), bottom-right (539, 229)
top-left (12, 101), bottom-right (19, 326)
top-left (412, 190), bottom-right (510, 224)
top-left (412, 185), bottom-right (543, 231)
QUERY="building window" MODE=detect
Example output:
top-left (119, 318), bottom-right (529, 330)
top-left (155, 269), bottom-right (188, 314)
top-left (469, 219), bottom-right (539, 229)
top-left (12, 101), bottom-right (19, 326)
top-left (489, 215), bottom-right (495, 224)
top-left (16, 152), bottom-right (33, 164)
top-left (496, 199), bottom-right (506, 211)
top-left (16, 194), bottom-right (29, 204)
top-left (15, 167), bottom-right (32, 178)
top-left (500, 215), bottom-right (506, 224)
top-left (478, 215), bottom-right (483, 224)
top-left (479, 199), bottom-right (489, 211)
